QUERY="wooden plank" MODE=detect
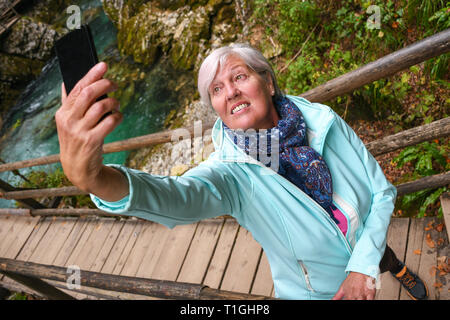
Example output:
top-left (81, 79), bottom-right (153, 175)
top-left (1, 217), bottom-right (49, 283)
top-left (101, 220), bottom-right (140, 274)
top-left (134, 223), bottom-right (172, 278)
top-left (203, 219), bottom-right (239, 289)
top-left (220, 226), bottom-right (262, 293)
top-left (440, 192), bottom-right (450, 237)
top-left (0, 215), bottom-right (20, 254)
top-left (250, 251), bottom-right (273, 297)
top-left (64, 218), bottom-right (99, 267)
top-left (90, 220), bottom-right (126, 272)
top-left (417, 217), bottom-right (439, 300)
top-left (436, 220), bottom-right (449, 301)
top-left (2, 216), bottom-right (40, 259)
top-left (15, 218), bottom-right (51, 262)
top-left (76, 219), bottom-right (125, 299)
top-left (0, 215), bottom-right (24, 256)
top-left (119, 222), bottom-right (158, 276)
top-left (28, 217), bottom-right (70, 264)
top-left (376, 218), bottom-right (410, 300)
top-left (176, 219), bottom-right (224, 284)
top-left (42, 218), bottom-right (78, 265)
top-left (31, 217), bottom-right (94, 301)
top-left (150, 223), bottom-right (198, 281)
top-left (71, 219), bottom-right (115, 270)
top-left (52, 217), bottom-right (91, 266)
top-left (0, 216), bottom-right (41, 286)
top-left (112, 221), bottom-right (145, 275)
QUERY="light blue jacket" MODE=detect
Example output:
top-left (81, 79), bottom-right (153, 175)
top-left (90, 95), bottom-right (397, 300)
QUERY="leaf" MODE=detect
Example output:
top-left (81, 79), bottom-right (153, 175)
top-left (430, 266), bottom-right (438, 276)
top-left (435, 223), bottom-right (444, 232)
top-left (425, 233), bottom-right (435, 248)
top-left (413, 249), bottom-right (422, 255)
top-left (433, 282), bottom-right (443, 289)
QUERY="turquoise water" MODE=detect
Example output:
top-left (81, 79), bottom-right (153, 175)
top-left (0, 1), bottom-right (180, 207)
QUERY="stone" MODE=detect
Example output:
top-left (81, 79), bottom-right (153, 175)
top-left (170, 164), bottom-right (190, 176)
top-left (0, 17), bottom-right (60, 61)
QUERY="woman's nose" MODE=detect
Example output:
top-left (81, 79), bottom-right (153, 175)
top-left (225, 83), bottom-right (240, 100)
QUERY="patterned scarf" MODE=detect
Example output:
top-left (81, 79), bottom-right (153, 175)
top-left (223, 96), bottom-right (339, 223)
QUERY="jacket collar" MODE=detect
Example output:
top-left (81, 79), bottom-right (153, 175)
top-left (209, 95), bottom-right (336, 163)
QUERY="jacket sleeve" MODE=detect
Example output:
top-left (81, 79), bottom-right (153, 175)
top-left (332, 114), bottom-right (397, 280)
top-left (90, 161), bottom-right (252, 229)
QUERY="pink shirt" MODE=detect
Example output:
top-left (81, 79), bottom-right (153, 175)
top-left (331, 205), bottom-right (348, 236)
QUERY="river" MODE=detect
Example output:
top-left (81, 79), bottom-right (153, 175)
top-left (0, 0), bottom-right (183, 208)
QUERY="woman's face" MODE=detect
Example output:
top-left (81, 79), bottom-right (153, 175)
top-left (209, 55), bottom-right (280, 130)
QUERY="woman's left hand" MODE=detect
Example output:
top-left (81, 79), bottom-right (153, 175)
top-left (332, 272), bottom-right (376, 300)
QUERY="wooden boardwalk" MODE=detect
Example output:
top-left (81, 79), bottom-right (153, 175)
top-left (0, 214), bottom-right (448, 300)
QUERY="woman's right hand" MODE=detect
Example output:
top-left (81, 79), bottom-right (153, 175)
top-left (55, 62), bottom-right (122, 194)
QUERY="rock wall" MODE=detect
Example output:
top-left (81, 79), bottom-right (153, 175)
top-left (0, 0), bottom-right (81, 130)
top-left (102, 0), bottom-right (253, 175)
top-left (101, 0), bottom-right (240, 72)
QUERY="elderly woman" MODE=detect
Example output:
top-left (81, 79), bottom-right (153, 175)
top-left (55, 43), bottom-right (427, 300)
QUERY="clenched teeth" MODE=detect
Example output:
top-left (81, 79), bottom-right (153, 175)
top-left (232, 103), bottom-right (249, 114)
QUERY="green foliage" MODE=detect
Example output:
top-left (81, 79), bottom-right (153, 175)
top-left (393, 141), bottom-right (449, 217)
top-left (8, 292), bottom-right (28, 300)
top-left (20, 168), bottom-right (69, 189)
top-left (251, 0), bottom-right (448, 123)
top-left (12, 119), bottom-right (21, 130)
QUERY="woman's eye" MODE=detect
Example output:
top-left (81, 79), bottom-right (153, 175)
top-left (213, 87), bottom-right (221, 94)
top-left (236, 74), bottom-right (246, 80)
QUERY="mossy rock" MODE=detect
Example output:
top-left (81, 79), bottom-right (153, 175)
top-left (169, 7), bottom-right (210, 70)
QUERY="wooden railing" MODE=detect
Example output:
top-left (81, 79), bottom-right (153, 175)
top-left (0, 258), bottom-right (274, 300)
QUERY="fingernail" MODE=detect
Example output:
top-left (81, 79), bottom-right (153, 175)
top-left (96, 62), bottom-right (106, 71)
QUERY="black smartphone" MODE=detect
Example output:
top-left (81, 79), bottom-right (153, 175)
top-left (54, 24), bottom-right (108, 101)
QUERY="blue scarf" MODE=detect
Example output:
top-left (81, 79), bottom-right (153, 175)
top-left (223, 96), bottom-right (339, 223)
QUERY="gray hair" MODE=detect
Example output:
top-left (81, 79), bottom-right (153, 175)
top-left (197, 43), bottom-right (283, 109)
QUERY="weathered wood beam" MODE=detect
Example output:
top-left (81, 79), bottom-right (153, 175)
top-left (396, 171), bottom-right (450, 197)
top-left (0, 258), bottom-right (274, 300)
top-left (301, 28), bottom-right (450, 103)
top-left (0, 178), bottom-right (46, 209)
top-left (0, 186), bottom-right (84, 199)
top-left (0, 270), bottom-right (76, 300)
top-left (366, 117), bottom-right (450, 156)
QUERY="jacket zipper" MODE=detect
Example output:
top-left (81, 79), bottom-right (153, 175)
top-left (220, 156), bottom-right (354, 255)
top-left (298, 260), bottom-right (315, 292)
top-left (218, 118), bottom-right (355, 255)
